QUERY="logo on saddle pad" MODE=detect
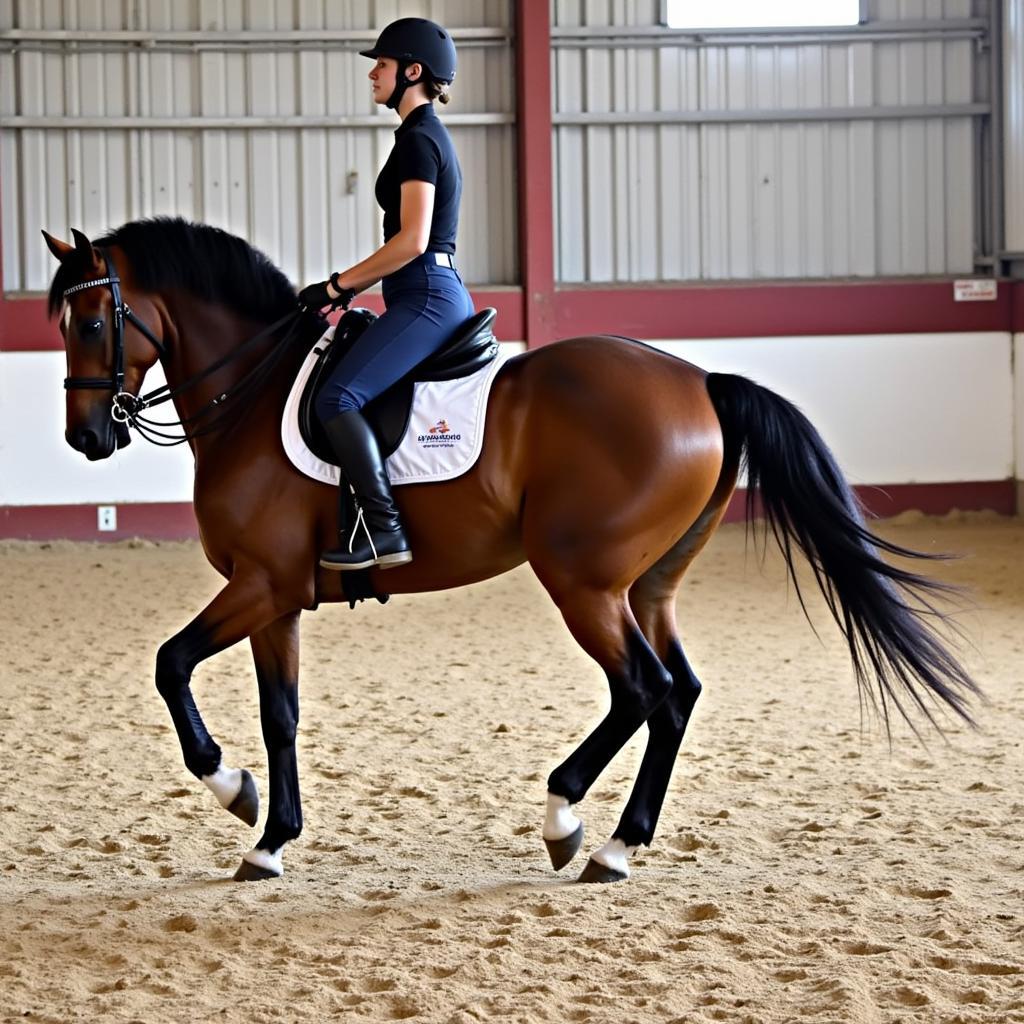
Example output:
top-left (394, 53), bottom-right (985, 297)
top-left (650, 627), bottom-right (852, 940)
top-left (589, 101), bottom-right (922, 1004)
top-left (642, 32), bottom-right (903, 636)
top-left (418, 418), bottom-right (462, 448)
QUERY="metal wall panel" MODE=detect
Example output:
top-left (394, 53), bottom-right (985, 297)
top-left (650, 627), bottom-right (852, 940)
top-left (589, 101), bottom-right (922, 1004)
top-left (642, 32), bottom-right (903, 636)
top-left (1006, 0), bottom-right (1024, 255)
top-left (552, 0), bottom-right (988, 282)
top-left (0, 0), bottom-right (516, 291)
top-left (0, 0), bottom-right (13, 287)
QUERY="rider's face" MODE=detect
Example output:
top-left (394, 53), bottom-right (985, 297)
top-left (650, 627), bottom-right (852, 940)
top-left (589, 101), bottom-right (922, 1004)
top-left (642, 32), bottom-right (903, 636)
top-left (369, 57), bottom-right (398, 104)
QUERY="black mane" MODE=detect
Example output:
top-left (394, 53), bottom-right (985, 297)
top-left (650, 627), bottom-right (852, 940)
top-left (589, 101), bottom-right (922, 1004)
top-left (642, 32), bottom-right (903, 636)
top-left (47, 217), bottom-right (297, 322)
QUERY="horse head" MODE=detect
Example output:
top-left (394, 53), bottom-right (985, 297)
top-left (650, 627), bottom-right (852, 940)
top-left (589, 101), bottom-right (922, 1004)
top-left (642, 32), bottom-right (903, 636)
top-left (44, 228), bottom-right (166, 460)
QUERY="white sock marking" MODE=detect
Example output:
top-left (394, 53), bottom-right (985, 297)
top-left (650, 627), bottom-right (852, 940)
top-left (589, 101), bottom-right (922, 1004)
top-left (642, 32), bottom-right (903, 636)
top-left (202, 765), bottom-right (243, 809)
top-left (542, 793), bottom-right (582, 841)
top-left (591, 838), bottom-right (637, 877)
top-left (242, 846), bottom-right (284, 876)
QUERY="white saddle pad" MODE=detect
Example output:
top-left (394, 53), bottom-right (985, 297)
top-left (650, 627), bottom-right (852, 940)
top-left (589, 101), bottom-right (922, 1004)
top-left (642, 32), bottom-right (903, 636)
top-left (281, 325), bottom-right (509, 487)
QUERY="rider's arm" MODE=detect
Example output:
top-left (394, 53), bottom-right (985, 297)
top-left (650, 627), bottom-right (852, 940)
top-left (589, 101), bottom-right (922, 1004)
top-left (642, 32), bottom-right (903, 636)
top-left (329, 180), bottom-right (435, 297)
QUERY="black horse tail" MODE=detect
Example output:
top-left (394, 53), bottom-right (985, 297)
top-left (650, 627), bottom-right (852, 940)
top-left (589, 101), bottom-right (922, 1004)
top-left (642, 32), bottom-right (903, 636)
top-left (705, 371), bottom-right (981, 737)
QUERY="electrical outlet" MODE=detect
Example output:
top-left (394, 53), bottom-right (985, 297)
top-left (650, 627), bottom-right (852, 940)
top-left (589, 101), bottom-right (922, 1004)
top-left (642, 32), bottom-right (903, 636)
top-left (97, 505), bottom-right (117, 531)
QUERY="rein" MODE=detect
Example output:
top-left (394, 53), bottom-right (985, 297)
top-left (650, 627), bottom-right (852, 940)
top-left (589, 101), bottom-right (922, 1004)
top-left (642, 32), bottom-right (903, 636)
top-left (62, 248), bottom-right (306, 446)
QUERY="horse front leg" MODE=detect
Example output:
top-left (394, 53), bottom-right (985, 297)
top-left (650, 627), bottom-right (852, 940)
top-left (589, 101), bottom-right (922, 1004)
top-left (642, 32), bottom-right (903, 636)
top-left (155, 571), bottom-right (287, 861)
top-left (234, 611), bottom-right (302, 881)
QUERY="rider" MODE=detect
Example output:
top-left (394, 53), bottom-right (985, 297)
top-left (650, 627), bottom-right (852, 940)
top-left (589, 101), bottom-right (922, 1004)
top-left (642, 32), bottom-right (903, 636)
top-left (298, 17), bottom-right (473, 572)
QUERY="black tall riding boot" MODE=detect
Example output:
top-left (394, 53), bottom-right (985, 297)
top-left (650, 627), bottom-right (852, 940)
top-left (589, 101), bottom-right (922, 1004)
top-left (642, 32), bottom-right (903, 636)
top-left (319, 410), bottom-right (412, 571)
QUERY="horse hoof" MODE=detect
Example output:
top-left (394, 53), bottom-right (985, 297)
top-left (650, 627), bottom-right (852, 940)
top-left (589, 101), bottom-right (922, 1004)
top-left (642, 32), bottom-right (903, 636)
top-left (232, 858), bottom-right (281, 882)
top-left (227, 769), bottom-right (259, 827)
top-left (544, 823), bottom-right (584, 871)
top-left (577, 857), bottom-right (628, 884)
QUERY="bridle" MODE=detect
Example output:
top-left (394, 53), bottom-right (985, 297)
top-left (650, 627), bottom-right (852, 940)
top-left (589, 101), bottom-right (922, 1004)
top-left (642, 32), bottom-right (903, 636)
top-left (60, 248), bottom-right (306, 446)
top-left (62, 248), bottom-right (168, 423)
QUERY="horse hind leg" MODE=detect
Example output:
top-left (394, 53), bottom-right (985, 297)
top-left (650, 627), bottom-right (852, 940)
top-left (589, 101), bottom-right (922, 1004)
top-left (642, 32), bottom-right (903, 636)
top-left (580, 501), bottom-right (730, 882)
top-left (540, 586), bottom-right (674, 877)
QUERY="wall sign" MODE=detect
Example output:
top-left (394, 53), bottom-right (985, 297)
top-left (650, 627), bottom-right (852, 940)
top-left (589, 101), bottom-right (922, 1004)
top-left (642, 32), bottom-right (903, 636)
top-left (953, 279), bottom-right (998, 302)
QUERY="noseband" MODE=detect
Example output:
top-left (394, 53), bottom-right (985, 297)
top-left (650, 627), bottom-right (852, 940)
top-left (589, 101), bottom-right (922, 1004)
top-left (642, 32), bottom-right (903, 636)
top-left (62, 249), bottom-right (169, 423)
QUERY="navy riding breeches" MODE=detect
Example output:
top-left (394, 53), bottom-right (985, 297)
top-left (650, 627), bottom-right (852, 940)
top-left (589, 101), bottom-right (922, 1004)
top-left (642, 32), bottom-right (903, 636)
top-left (314, 254), bottom-right (474, 422)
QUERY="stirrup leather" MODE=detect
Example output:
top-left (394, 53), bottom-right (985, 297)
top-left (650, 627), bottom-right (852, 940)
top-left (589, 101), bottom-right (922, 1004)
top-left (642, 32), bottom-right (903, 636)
top-left (349, 503), bottom-right (377, 562)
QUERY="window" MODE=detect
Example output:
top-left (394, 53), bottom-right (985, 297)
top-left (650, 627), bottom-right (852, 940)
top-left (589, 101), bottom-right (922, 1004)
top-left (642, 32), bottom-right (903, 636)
top-left (665, 1), bottom-right (861, 30)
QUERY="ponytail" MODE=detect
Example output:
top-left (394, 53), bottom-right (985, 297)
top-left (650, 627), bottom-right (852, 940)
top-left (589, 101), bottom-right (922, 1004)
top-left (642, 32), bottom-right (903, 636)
top-left (426, 79), bottom-right (451, 105)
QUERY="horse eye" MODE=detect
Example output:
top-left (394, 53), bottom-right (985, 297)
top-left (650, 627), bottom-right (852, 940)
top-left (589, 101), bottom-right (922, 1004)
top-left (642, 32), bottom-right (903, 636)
top-left (78, 319), bottom-right (104, 339)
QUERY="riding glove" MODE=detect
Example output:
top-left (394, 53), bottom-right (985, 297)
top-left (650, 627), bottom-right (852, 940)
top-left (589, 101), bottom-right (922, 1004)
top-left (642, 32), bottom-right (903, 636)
top-left (298, 276), bottom-right (355, 311)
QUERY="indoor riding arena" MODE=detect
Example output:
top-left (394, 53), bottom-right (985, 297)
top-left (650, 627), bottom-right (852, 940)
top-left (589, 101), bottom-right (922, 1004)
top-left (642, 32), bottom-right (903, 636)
top-left (2, 2), bottom-right (1023, 1022)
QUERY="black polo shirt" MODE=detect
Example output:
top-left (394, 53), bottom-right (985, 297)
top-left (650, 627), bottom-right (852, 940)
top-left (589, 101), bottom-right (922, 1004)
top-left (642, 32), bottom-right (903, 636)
top-left (375, 102), bottom-right (462, 255)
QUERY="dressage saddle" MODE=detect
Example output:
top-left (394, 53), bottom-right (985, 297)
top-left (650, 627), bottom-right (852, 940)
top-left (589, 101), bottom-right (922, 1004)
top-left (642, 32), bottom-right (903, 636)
top-left (298, 306), bottom-right (499, 609)
top-left (298, 306), bottom-right (499, 464)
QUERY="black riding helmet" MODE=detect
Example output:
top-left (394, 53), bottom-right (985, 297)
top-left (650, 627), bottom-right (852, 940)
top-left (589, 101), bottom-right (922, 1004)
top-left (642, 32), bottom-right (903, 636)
top-left (361, 18), bottom-right (457, 109)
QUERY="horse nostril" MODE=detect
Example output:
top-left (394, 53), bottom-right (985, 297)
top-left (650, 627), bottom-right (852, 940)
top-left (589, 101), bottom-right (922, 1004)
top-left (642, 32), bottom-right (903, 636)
top-left (68, 426), bottom-right (100, 455)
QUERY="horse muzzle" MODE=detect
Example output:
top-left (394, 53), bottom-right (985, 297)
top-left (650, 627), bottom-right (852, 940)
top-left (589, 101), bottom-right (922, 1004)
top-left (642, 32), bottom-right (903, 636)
top-left (66, 423), bottom-right (118, 461)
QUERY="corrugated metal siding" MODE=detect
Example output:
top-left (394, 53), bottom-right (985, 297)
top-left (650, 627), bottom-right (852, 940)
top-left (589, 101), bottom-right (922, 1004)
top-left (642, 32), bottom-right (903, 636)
top-left (1006, 0), bottom-right (1024, 253)
top-left (0, 0), bottom-right (16, 291)
top-left (552, 0), bottom-right (986, 282)
top-left (0, 0), bottom-right (515, 292)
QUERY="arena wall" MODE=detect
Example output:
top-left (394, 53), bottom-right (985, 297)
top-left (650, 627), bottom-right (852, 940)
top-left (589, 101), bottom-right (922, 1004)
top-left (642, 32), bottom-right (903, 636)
top-left (1, 0), bottom-right (1022, 540)
top-left (1, 321), bottom-right (1018, 538)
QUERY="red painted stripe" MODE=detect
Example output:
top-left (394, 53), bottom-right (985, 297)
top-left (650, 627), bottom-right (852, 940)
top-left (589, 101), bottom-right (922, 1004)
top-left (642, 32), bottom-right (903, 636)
top-left (722, 480), bottom-right (1016, 524)
top-left (516, 1), bottom-right (556, 348)
top-left (554, 280), bottom-right (1024, 340)
top-left (1, 502), bottom-right (199, 541)
top-left (20, 278), bottom-right (1006, 351)
top-left (1, 481), bottom-right (1013, 541)
top-left (471, 289), bottom-right (522, 341)
top-left (0, 288), bottom-right (524, 351)
top-left (0, 296), bottom-right (52, 351)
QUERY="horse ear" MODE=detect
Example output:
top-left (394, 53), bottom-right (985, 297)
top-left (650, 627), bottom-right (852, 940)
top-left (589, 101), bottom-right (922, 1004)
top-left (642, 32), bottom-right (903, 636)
top-left (70, 228), bottom-right (96, 259)
top-left (42, 230), bottom-right (74, 262)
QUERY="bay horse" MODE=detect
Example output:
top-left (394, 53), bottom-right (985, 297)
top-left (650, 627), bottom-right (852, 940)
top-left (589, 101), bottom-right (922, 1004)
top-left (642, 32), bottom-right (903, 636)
top-left (44, 219), bottom-right (978, 884)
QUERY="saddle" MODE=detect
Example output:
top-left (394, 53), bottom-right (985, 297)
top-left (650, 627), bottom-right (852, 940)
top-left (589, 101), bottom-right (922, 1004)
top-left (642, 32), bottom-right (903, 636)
top-left (298, 306), bottom-right (499, 609)
top-left (298, 306), bottom-right (499, 464)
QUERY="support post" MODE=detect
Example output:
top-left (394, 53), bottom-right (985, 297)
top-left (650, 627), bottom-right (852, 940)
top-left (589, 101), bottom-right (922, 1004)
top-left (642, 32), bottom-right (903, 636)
top-left (515, 0), bottom-right (555, 347)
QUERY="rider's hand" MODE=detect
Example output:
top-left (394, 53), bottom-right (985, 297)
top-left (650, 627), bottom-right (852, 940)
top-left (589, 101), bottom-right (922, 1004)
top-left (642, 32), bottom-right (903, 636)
top-left (298, 275), bottom-right (356, 312)
top-left (330, 285), bottom-right (357, 310)
top-left (297, 279), bottom-right (333, 310)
